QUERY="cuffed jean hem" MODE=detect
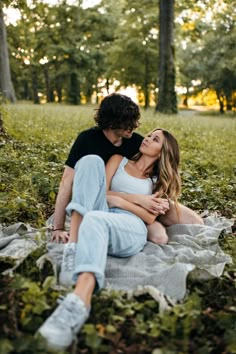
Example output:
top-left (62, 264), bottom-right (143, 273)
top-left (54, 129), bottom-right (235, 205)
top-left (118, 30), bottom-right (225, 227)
top-left (66, 202), bottom-right (88, 217)
top-left (73, 264), bottom-right (105, 291)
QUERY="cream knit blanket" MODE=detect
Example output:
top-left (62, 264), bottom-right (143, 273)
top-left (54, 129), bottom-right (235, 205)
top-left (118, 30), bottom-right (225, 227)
top-left (0, 216), bottom-right (233, 305)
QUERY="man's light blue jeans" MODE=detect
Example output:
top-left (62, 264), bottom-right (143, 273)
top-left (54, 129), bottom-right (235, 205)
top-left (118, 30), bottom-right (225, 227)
top-left (66, 155), bottom-right (147, 290)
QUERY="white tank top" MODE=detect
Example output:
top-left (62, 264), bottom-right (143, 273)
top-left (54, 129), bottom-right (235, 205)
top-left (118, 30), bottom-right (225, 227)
top-left (110, 157), bottom-right (154, 195)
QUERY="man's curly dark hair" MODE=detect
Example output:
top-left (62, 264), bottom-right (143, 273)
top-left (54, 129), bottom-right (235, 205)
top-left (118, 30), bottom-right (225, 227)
top-left (94, 93), bottom-right (140, 130)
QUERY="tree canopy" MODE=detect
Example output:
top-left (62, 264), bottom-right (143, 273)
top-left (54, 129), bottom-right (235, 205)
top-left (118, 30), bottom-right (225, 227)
top-left (1, 0), bottom-right (235, 112)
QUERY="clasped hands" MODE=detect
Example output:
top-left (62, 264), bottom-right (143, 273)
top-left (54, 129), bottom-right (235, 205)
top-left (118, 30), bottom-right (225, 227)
top-left (138, 193), bottom-right (170, 216)
top-left (106, 192), bottom-right (170, 216)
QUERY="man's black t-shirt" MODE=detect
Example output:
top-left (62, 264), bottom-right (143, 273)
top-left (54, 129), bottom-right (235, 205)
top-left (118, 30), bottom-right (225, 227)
top-left (65, 127), bottom-right (143, 168)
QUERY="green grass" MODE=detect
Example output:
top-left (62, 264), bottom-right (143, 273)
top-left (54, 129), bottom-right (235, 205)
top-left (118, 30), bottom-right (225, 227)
top-left (1, 103), bottom-right (236, 226)
top-left (0, 103), bottom-right (236, 354)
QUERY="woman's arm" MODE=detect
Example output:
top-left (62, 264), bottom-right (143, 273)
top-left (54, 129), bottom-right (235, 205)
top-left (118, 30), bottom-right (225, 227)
top-left (107, 190), bottom-right (169, 215)
top-left (107, 190), bottom-right (143, 204)
top-left (105, 155), bottom-right (169, 223)
top-left (105, 154), bottom-right (124, 190)
top-left (106, 194), bottom-right (157, 225)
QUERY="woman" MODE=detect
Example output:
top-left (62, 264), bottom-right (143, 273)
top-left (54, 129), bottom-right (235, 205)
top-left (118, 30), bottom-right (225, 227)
top-left (38, 128), bottom-right (202, 350)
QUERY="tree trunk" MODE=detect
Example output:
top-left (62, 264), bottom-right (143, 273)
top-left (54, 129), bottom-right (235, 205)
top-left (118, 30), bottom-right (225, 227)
top-left (23, 80), bottom-right (30, 100)
top-left (0, 7), bottom-right (16, 103)
top-left (95, 77), bottom-right (99, 104)
top-left (144, 50), bottom-right (149, 109)
top-left (44, 66), bottom-right (51, 103)
top-left (155, 0), bottom-right (177, 114)
top-left (183, 87), bottom-right (189, 107)
top-left (43, 65), bottom-right (54, 102)
top-left (85, 88), bottom-right (93, 104)
top-left (216, 90), bottom-right (224, 114)
top-left (106, 78), bottom-right (110, 95)
top-left (32, 66), bottom-right (40, 104)
top-left (55, 73), bottom-right (62, 103)
top-left (68, 73), bottom-right (80, 105)
top-left (225, 91), bottom-right (232, 111)
top-left (56, 86), bottom-right (62, 103)
top-left (49, 88), bottom-right (55, 102)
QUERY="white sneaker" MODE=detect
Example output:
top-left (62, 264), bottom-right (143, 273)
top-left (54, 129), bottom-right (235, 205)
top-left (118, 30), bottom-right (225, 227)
top-left (38, 293), bottom-right (90, 350)
top-left (59, 242), bottom-right (76, 287)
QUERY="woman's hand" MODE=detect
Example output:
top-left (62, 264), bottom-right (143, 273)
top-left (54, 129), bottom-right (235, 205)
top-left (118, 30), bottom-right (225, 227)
top-left (135, 194), bottom-right (170, 216)
top-left (106, 194), bottom-right (164, 225)
top-left (106, 191), bottom-right (170, 216)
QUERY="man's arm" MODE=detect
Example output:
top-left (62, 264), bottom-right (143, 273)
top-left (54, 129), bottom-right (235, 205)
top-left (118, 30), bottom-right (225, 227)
top-left (51, 166), bottom-right (74, 243)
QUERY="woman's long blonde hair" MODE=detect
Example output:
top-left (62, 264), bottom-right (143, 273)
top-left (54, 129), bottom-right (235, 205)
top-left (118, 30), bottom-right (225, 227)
top-left (132, 128), bottom-right (181, 203)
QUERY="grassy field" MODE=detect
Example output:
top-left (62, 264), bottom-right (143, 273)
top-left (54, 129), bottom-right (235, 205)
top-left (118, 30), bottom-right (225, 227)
top-left (0, 103), bottom-right (236, 354)
top-left (1, 103), bottom-right (236, 225)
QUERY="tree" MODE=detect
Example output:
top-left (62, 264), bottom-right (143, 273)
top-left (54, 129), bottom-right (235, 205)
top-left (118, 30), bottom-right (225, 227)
top-left (198, 1), bottom-right (236, 113)
top-left (0, 5), bottom-right (16, 102)
top-left (7, 0), bottom-right (118, 104)
top-left (175, 0), bottom-right (236, 112)
top-left (106, 0), bottom-right (159, 108)
top-left (156, 0), bottom-right (177, 113)
top-left (79, 0), bottom-right (121, 102)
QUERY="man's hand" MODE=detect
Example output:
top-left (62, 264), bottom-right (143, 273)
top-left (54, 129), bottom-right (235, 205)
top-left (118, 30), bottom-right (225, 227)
top-left (52, 166), bottom-right (74, 244)
top-left (51, 230), bottom-right (70, 243)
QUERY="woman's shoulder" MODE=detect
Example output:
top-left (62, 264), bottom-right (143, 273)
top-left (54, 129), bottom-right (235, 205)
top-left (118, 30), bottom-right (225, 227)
top-left (106, 154), bottom-right (124, 168)
top-left (106, 155), bottom-right (128, 174)
top-left (109, 154), bottom-right (125, 163)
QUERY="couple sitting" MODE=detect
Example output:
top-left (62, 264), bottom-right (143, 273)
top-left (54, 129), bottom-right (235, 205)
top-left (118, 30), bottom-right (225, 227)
top-left (38, 94), bottom-right (203, 350)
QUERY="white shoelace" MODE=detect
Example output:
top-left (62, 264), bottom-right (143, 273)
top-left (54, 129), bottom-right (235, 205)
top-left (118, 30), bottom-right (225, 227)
top-left (64, 249), bottom-right (75, 271)
top-left (50, 296), bottom-right (88, 331)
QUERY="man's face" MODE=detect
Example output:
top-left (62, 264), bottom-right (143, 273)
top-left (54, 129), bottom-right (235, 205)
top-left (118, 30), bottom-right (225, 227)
top-left (113, 120), bottom-right (140, 139)
top-left (113, 128), bottom-right (134, 139)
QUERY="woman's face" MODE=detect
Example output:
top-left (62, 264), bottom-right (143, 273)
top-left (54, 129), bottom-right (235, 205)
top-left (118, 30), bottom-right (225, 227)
top-left (139, 130), bottom-right (164, 158)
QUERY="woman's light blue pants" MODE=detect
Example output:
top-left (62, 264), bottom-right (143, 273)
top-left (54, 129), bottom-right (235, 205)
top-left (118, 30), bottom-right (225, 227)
top-left (66, 155), bottom-right (147, 290)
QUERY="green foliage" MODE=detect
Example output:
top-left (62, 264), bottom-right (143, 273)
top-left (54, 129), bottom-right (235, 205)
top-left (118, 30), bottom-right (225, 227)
top-left (106, 0), bottom-right (159, 107)
top-left (1, 104), bottom-right (235, 224)
top-left (0, 274), bottom-right (62, 354)
top-left (1, 271), bottom-right (235, 353)
top-left (0, 140), bottom-right (62, 226)
top-left (0, 104), bottom-right (94, 226)
top-left (4, 0), bottom-right (236, 109)
top-left (0, 104), bottom-right (235, 353)
top-left (6, 0), bottom-right (119, 104)
top-left (176, 0), bottom-right (236, 111)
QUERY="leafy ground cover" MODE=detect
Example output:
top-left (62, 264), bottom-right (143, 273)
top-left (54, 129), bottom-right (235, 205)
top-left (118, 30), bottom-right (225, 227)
top-left (0, 104), bottom-right (235, 354)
